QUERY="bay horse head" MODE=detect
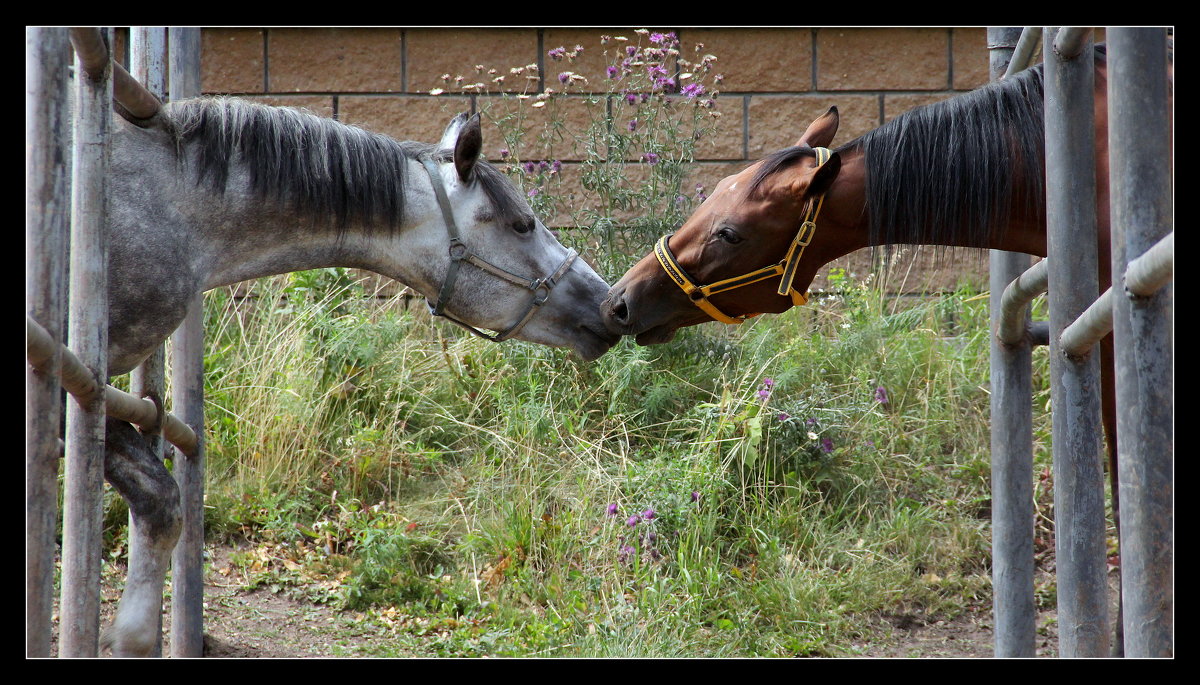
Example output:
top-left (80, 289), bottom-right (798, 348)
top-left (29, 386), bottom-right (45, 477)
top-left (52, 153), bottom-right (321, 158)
top-left (601, 107), bottom-right (851, 345)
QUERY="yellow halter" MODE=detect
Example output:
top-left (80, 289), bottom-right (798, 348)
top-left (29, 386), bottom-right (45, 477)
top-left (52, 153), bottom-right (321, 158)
top-left (653, 147), bottom-right (831, 325)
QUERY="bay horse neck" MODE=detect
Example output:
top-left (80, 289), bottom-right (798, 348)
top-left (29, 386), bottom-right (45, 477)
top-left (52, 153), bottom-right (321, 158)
top-left (811, 142), bottom-right (1048, 264)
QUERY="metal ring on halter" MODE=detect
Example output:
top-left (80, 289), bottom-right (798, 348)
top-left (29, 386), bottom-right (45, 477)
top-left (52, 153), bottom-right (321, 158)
top-left (420, 156), bottom-right (578, 342)
top-left (652, 146), bottom-right (831, 325)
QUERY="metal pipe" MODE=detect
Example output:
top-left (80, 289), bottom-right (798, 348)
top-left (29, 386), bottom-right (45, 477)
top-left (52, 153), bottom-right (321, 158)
top-left (1043, 26), bottom-right (1109, 658)
top-left (26, 316), bottom-right (200, 457)
top-left (1054, 27), bottom-right (1094, 59)
top-left (168, 26), bottom-right (207, 659)
top-left (987, 25), bottom-right (1038, 659)
top-left (1060, 233), bottom-right (1173, 356)
top-left (25, 26), bottom-right (72, 658)
top-left (69, 27), bottom-right (162, 123)
top-left (997, 258), bottom-right (1048, 345)
top-left (1003, 27), bottom-right (1042, 78)
top-left (1107, 26), bottom-right (1174, 659)
top-left (59, 28), bottom-right (113, 656)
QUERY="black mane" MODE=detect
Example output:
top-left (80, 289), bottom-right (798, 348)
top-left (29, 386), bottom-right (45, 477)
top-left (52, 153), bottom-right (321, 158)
top-left (164, 97), bottom-right (530, 234)
top-left (846, 62), bottom-right (1048, 251)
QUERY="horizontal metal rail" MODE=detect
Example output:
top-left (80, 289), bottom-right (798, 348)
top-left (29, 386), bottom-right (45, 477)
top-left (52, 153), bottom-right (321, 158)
top-left (1061, 232), bottom-right (1174, 356)
top-left (1054, 27), bottom-right (1094, 59)
top-left (69, 27), bottom-right (162, 122)
top-left (997, 258), bottom-right (1048, 345)
top-left (26, 315), bottom-right (199, 457)
top-left (1004, 27), bottom-right (1042, 78)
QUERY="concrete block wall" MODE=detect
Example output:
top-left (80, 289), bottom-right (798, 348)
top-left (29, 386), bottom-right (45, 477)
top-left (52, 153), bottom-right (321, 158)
top-left (193, 27), bottom-right (1006, 294)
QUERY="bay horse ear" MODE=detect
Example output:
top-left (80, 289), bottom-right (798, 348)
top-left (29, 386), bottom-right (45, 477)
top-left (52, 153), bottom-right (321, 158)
top-left (453, 113), bottom-right (484, 183)
top-left (795, 106), bottom-right (839, 149)
top-left (809, 151), bottom-right (841, 196)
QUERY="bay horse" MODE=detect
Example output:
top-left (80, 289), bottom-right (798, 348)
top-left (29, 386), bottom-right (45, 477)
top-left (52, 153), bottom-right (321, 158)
top-left (95, 98), bottom-right (618, 655)
top-left (601, 45), bottom-right (1170, 643)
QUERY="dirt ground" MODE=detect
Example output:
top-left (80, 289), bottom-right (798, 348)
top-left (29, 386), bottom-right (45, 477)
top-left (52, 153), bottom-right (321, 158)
top-left (55, 544), bottom-right (1122, 659)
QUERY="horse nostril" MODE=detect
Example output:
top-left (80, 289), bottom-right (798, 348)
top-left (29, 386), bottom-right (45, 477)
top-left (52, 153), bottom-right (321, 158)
top-left (611, 297), bottom-right (629, 324)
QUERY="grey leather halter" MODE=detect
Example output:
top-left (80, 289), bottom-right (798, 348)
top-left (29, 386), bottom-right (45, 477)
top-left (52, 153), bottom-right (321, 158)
top-left (421, 157), bottom-right (579, 342)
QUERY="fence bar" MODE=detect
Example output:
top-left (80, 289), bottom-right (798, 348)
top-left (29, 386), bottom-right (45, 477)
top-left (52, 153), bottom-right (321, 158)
top-left (1107, 27), bottom-right (1173, 658)
top-left (25, 26), bottom-right (72, 658)
top-left (1060, 233), bottom-right (1174, 357)
top-left (986, 26), bottom-right (1037, 658)
top-left (69, 27), bottom-right (162, 123)
top-left (1043, 27), bottom-right (1109, 658)
top-left (128, 26), bottom-right (170, 657)
top-left (1053, 27), bottom-right (1094, 60)
top-left (59, 27), bottom-right (114, 657)
top-left (168, 26), bottom-right (206, 658)
top-left (997, 258), bottom-right (1047, 346)
top-left (26, 316), bottom-right (200, 456)
top-left (1003, 27), bottom-right (1042, 78)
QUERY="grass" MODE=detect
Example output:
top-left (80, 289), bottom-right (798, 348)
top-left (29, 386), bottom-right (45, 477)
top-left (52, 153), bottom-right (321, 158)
top-left (95, 31), bottom-right (1064, 657)
top-left (157, 259), bottom-right (1055, 657)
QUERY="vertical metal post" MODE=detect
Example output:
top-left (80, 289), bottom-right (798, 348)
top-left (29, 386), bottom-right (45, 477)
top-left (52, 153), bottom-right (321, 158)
top-left (168, 26), bottom-right (206, 659)
top-left (59, 26), bottom-right (113, 658)
top-left (986, 25), bottom-right (1036, 659)
top-left (25, 26), bottom-right (72, 658)
top-left (1043, 27), bottom-right (1109, 658)
top-left (128, 26), bottom-right (169, 658)
top-left (1107, 27), bottom-right (1173, 658)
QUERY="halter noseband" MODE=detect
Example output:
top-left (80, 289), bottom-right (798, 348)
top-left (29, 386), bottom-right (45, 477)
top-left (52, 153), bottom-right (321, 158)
top-left (653, 147), bottom-right (831, 325)
top-left (421, 157), bottom-right (578, 342)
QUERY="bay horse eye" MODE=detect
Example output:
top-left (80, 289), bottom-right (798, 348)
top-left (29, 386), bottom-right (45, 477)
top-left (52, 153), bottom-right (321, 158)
top-left (717, 227), bottom-right (742, 244)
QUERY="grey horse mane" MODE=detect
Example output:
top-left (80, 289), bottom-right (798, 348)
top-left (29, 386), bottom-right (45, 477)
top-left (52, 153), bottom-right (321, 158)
top-left (162, 97), bottom-right (530, 234)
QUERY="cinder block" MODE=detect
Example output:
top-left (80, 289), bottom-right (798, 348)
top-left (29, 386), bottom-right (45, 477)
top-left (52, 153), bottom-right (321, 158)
top-left (952, 28), bottom-right (989, 90)
top-left (682, 28), bottom-right (813, 93)
top-left (748, 94), bottom-right (880, 158)
top-left (817, 28), bottom-right (950, 91)
top-left (338, 95), bottom-right (469, 147)
top-left (202, 28), bottom-right (265, 94)
top-left (268, 28), bottom-right (402, 93)
top-left (883, 93), bottom-right (955, 123)
top-left (407, 28), bottom-right (539, 95)
top-left (240, 95), bottom-right (334, 119)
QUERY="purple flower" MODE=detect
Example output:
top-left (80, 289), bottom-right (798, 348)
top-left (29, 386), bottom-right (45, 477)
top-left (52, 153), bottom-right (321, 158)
top-left (527, 188), bottom-right (540, 198)
top-left (626, 45), bottom-right (638, 57)
top-left (627, 119), bottom-right (639, 132)
top-left (691, 490), bottom-right (701, 502)
top-left (606, 65), bottom-right (619, 78)
top-left (548, 46), bottom-right (566, 60)
top-left (607, 503), bottom-right (619, 517)
top-left (821, 437), bottom-right (834, 453)
top-left (499, 148), bottom-right (510, 159)
top-left (558, 72), bottom-right (571, 84)
top-left (551, 160), bottom-right (562, 174)
top-left (757, 389), bottom-right (770, 400)
top-left (875, 386), bottom-right (889, 405)
top-left (624, 92), bottom-right (639, 105)
top-left (681, 82), bottom-right (705, 98)
top-left (523, 161), bottom-right (537, 174)
top-left (778, 412), bottom-right (790, 421)
top-left (649, 32), bottom-right (666, 44)
top-left (642, 508), bottom-right (656, 520)
top-left (763, 378), bottom-right (775, 388)
top-left (642, 152), bottom-right (659, 164)
top-left (626, 514), bottom-right (641, 527)
top-left (806, 417), bottom-right (817, 425)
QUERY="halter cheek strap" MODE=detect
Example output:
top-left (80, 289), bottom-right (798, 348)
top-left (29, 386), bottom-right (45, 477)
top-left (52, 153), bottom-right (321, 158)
top-left (421, 157), bottom-right (578, 342)
top-left (653, 146), bottom-right (832, 325)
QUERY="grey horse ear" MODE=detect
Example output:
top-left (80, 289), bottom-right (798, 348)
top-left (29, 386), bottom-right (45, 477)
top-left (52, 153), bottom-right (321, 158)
top-left (452, 113), bottom-right (483, 183)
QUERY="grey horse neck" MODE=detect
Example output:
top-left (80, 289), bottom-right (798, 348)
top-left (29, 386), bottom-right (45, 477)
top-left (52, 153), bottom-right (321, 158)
top-left (104, 98), bottom-right (437, 375)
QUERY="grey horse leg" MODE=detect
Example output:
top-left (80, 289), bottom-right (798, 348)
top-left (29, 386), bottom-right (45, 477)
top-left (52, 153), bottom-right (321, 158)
top-left (100, 418), bottom-right (182, 658)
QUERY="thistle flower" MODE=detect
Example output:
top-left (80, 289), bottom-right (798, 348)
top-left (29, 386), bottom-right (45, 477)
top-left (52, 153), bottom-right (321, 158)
top-left (821, 437), bottom-right (834, 453)
top-left (607, 503), bottom-right (619, 517)
top-left (626, 514), bottom-right (641, 527)
top-left (875, 386), bottom-right (889, 405)
top-left (642, 508), bottom-right (656, 520)
top-left (691, 490), bottom-right (701, 502)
